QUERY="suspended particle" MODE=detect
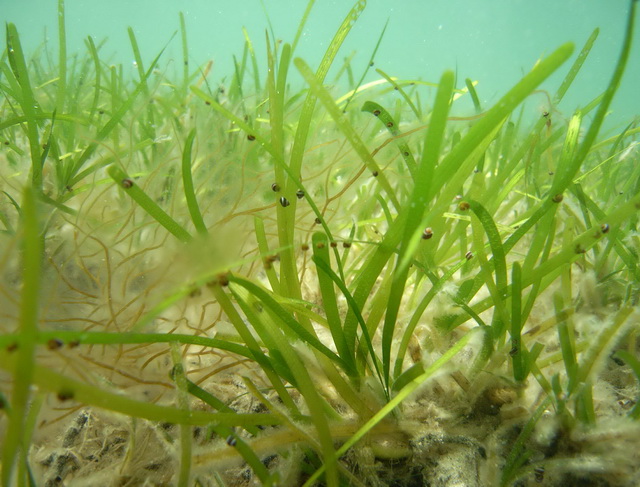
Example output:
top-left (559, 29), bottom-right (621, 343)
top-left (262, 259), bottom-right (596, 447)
top-left (57, 389), bottom-right (75, 401)
top-left (226, 435), bottom-right (237, 447)
top-left (408, 335), bottom-right (422, 363)
top-left (247, 134), bottom-right (256, 141)
top-left (217, 273), bottom-right (230, 287)
top-left (121, 178), bottom-right (134, 189)
top-left (552, 193), bottom-right (563, 203)
top-left (465, 251), bottom-right (473, 260)
top-left (279, 197), bottom-right (290, 207)
top-left (458, 201), bottom-right (470, 211)
top-left (47, 338), bottom-right (64, 350)
top-left (296, 189), bottom-right (305, 199)
top-left (542, 111), bottom-right (551, 129)
top-left (271, 182), bottom-right (280, 192)
top-left (618, 399), bottom-right (635, 409)
top-left (264, 255), bottom-right (279, 269)
top-left (601, 223), bottom-right (610, 234)
top-left (422, 227), bottom-right (433, 240)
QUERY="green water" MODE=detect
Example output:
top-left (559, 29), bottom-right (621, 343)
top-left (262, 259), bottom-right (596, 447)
top-left (1, 0), bottom-right (638, 128)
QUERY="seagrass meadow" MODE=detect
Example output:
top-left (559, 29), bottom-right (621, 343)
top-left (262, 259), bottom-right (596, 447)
top-left (1, 0), bottom-right (640, 486)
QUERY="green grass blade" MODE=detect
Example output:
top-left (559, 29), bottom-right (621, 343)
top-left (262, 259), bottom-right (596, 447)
top-left (1, 186), bottom-right (41, 487)
top-left (312, 233), bottom-right (352, 365)
top-left (500, 398), bottom-right (552, 486)
top-left (5, 23), bottom-right (42, 191)
top-left (382, 71), bottom-right (454, 386)
top-left (303, 328), bottom-right (479, 486)
top-left (170, 344), bottom-right (192, 487)
top-left (554, 27), bottom-right (599, 104)
top-left (0, 355), bottom-right (281, 428)
top-left (107, 165), bottom-right (192, 242)
top-left (361, 100), bottom-right (417, 178)
top-left (554, 293), bottom-right (578, 392)
top-left (433, 43), bottom-right (574, 195)
top-left (393, 260), bottom-right (467, 378)
top-left (229, 275), bottom-right (348, 370)
top-left (375, 67), bottom-right (420, 119)
top-left (525, 192), bottom-right (640, 287)
top-left (465, 78), bottom-right (481, 112)
top-left (343, 43), bottom-right (574, 348)
top-left (180, 129), bottom-right (207, 234)
top-left (290, 0), bottom-right (316, 53)
top-left (85, 36), bottom-right (102, 122)
top-left (341, 20), bottom-right (388, 112)
top-left (70, 39), bottom-right (171, 182)
top-left (549, 111), bottom-right (582, 195)
top-left (311, 250), bottom-right (384, 387)
top-left (190, 86), bottom-right (276, 155)
top-left (184, 379), bottom-right (260, 434)
top-left (242, 27), bottom-right (261, 93)
top-left (287, 0), bottom-right (368, 190)
top-left (294, 57), bottom-right (400, 211)
top-left (0, 331), bottom-right (254, 360)
top-left (559, 1), bottom-right (636, 195)
top-left (510, 262), bottom-right (527, 381)
top-left (206, 284), bottom-right (281, 373)
top-left (179, 12), bottom-right (189, 88)
top-left (55, 0), bottom-right (67, 114)
top-left (127, 26), bottom-right (156, 139)
top-left (226, 282), bottom-right (339, 486)
top-left (468, 199), bottom-right (508, 303)
top-left (253, 216), bottom-right (281, 293)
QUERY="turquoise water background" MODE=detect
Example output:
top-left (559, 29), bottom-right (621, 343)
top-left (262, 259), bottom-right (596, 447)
top-left (2, 0), bottom-right (638, 131)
